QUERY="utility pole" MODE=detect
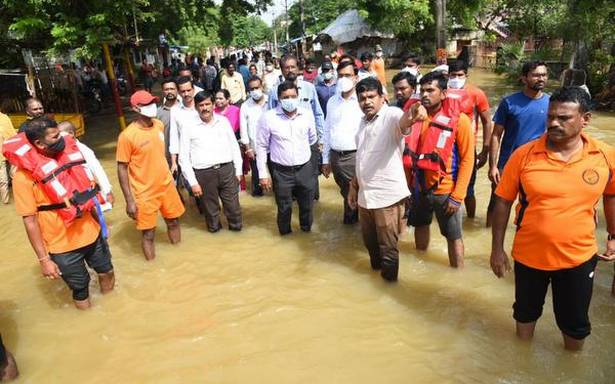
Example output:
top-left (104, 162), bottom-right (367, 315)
top-left (284, 0), bottom-right (290, 43)
top-left (435, 0), bottom-right (448, 64)
top-left (300, 0), bottom-right (306, 37)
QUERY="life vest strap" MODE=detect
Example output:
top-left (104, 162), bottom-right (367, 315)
top-left (37, 203), bottom-right (68, 211)
top-left (40, 160), bottom-right (87, 184)
top-left (429, 121), bottom-right (454, 132)
top-left (36, 186), bottom-right (99, 212)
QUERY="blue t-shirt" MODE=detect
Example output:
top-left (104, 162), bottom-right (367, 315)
top-left (493, 91), bottom-right (549, 168)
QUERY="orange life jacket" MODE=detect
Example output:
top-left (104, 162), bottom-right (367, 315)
top-left (2, 133), bottom-right (99, 226)
top-left (403, 88), bottom-right (467, 191)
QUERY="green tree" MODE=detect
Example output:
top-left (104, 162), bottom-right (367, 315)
top-left (286, 0), bottom-right (355, 38)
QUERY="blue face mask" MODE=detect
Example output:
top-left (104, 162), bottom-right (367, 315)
top-left (280, 98), bottom-right (299, 112)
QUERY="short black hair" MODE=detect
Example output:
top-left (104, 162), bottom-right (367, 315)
top-left (338, 54), bottom-right (355, 65)
top-left (178, 66), bottom-right (191, 74)
top-left (216, 89), bottom-right (231, 100)
top-left (360, 52), bottom-right (373, 62)
top-left (356, 77), bottom-right (383, 96)
top-left (277, 80), bottom-right (298, 98)
top-left (176, 76), bottom-right (193, 88)
top-left (24, 117), bottom-right (57, 144)
top-left (549, 86), bottom-right (591, 113)
top-left (419, 71), bottom-right (448, 91)
top-left (161, 77), bottom-right (177, 87)
top-left (392, 71), bottom-right (417, 88)
top-left (247, 75), bottom-right (262, 86)
top-left (403, 52), bottom-right (421, 65)
top-left (521, 60), bottom-right (547, 76)
top-left (447, 60), bottom-right (467, 74)
top-left (337, 60), bottom-right (358, 75)
top-left (280, 54), bottom-right (298, 68)
top-left (194, 90), bottom-right (215, 104)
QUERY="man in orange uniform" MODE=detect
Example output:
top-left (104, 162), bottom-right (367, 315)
top-left (12, 118), bottom-right (115, 309)
top-left (408, 72), bottom-right (475, 268)
top-left (491, 87), bottom-right (615, 351)
top-left (117, 91), bottom-right (185, 261)
top-left (372, 45), bottom-right (387, 87)
top-left (447, 60), bottom-right (492, 219)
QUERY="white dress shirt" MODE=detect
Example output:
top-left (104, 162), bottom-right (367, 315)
top-left (355, 104), bottom-right (410, 209)
top-left (239, 95), bottom-right (268, 149)
top-left (76, 140), bottom-right (112, 196)
top-left (169, 103), bottom-right (199, 156)
top-left (255, 106), bottom-right (317, 179)
top-left (179, 114), bottom-right (243, 187)
top-left (322, 92), bottom-right (363, 164)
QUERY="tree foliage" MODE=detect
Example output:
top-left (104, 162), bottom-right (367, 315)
top-left (286, 0), bottom-right (356, 37)
top-left (1, 0), bottom-right (271, 60)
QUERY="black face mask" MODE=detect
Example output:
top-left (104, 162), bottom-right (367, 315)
top-left (285, 72), bottom-right (297, 82)
top-left (46, 137), bottom-right (66, 156)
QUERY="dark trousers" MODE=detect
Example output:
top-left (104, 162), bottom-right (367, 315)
top-left (194, 163), bottom-right (242, 232)
top-left (249, 158), bottom-right (263, 196)
top-left (310, 143), bottom-right (321, 200)
top-left (359, 199), bottom-right (407, 281)
top-left (271, 161), bottom-right (315, 235)
top-left (330, 150), bottom-right (358, 224)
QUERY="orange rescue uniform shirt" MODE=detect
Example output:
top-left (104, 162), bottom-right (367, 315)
top-left (419, 112), bottom-right (474, 203)
top-left (372, 58), bottom-right (387, 86)
top-left (496, 133), bottom-right (615, 271)
top-left (116, 119), bottom-right (173, 201)
top-left (13, 170), bottom-right (101, 254)
top-left (462, 84), bottom-right (490, 138)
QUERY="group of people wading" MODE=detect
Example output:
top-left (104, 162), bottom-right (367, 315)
top-left (1, 52), bottom-right (614, 380)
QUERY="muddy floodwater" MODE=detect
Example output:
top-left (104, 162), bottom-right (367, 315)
top-left (1, 69), bottom-right (614, 383)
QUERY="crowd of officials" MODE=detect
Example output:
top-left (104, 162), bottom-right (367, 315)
top-left (1, 45), bottom-right (615, 380)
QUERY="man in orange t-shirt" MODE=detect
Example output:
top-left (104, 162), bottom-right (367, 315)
top-left (117, 91), bottom-right (185, 261)
top-left (12, 118), bottom-right (115, 310)
top-left (372, 45), bottom-right (387, 86)
top-left (408, 72), bottom-right (475, 268)
top-left (448, 60), bottom-right (492, 220)
top-left (491, 87), bottom-right (615, 351)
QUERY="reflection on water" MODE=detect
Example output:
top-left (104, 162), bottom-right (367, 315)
top-left (1, 69), bottom-right (614, 383)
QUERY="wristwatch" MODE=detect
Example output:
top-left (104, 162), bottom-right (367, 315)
top-left (608, 233), bottom-right (615, 241)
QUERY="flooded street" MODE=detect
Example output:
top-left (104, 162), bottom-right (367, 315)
top-left (1, 69), bottom-right (614, 383)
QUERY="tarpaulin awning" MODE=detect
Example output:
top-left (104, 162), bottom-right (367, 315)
top-left (318, 10), bottom-right (393, 45)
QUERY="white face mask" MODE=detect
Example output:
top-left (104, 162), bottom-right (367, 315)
top-left (280, 98), bottom-right (299, 112)
top-left (448, 77), bottom-right (466, 90)
top-left (266, 65), bottom-right (274, 72)
top-left (337, 77), bottom-right (354, 93)
top-left (376, 51), bottom-right (383, 58)
top-left (404, 67), bottom-right (419, 76)
top-left (323, 72), bottom-right (334, 81)
top-left (139, 103), bottom-right (158, 118)
top-left (251, 89), bottom-right (263, 101)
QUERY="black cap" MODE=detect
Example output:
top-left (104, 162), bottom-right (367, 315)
top-left (321, 61), bottom-right (334, 71)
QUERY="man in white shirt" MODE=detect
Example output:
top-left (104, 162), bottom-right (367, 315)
top-left (179, 90), bottom-right (243, 232)
top-left (169, 76), bottom-right (199, 175)
top-left (348, 77), bottom-right (415, 281)
top-left (239, 75), bottom-right (268, 197)
top-left (256, 81), bottom-right (318, 235)
top-left (178, 67), bottom-right (204, 96)
top-left (263, 60), bottom-right (282, 95)
top-left (321, 61), bottom-right (363, 224)
top-left (57, 121), bottom-right (113, 211)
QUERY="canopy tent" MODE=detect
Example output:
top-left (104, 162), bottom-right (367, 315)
top-left (317, 10), bottom-right (393, 45)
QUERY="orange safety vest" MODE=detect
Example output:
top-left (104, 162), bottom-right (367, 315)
top-left (2, 133), bottom-right (100, 226)
top-left (402, 89), bottom-right (468, 191)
